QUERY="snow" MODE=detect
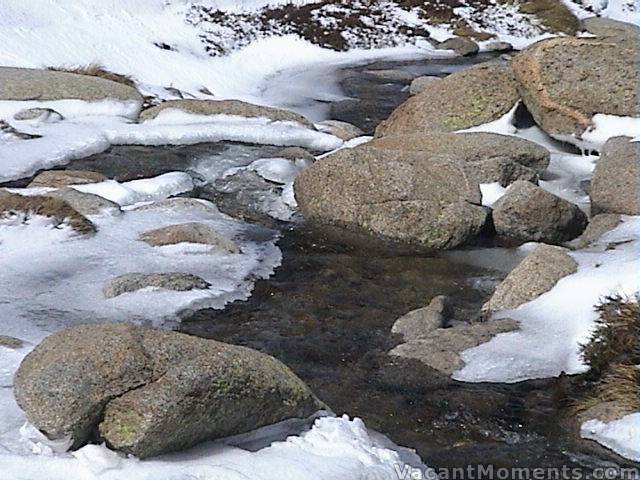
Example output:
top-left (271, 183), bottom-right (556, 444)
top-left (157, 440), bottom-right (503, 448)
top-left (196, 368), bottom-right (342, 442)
top-left (581, 413), bottom-right (640, 462)
top-left (454, 216), bottom-right (640, 383)
top-left (563, 0), bottom-right (640, 25)
top-left (0, 110), bottom-right (342, 183)
top-left (480, 182), bottom-right (507, 207)
top-left (73, 172), bottom-right (195, 206)
top-left (0, 413), bottom-right (426, 480)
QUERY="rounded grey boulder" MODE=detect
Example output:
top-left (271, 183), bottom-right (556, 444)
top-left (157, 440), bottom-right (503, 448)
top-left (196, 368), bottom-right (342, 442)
top-left (294, 144), bottom-right (489, 250)
top-left (15, 324), bottom-right (321, 458)
top-left (492, 181), bottom-right (588, 244)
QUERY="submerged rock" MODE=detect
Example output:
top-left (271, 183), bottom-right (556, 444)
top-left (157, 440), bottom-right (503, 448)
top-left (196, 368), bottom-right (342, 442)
top-left (436, 37), bottom-right (479, 56)
top-left (389, 320), bottom-right (519, 375)
top-left (139, 222), bottom-right (240, 253)
top-left (492, 181), bottom-right (588, 244)
top-left (15, 324), bottom-right (321, 458)
top-left (590, 136), bottom-right (640, 216)
top-left (28, 170), bottom-right (107, 189)
top-left (375, 63), bottom-right (519, 136)
top-left (511, 38), bottom-right (639, 140)
top-left (294, 144), bottom-right (489, 250)
top-left (0, 67), bottom-right (142, 104)
top-left (139, 99), bottom-right (313, 128)
top-left (392, 295), bottom-right (452, 341)
top-left (482, 244), bottom-right (577, 315)
top-left (103, 272), bottom-right (211, 298)
top-left (370, 132), bottom-right (549, 186)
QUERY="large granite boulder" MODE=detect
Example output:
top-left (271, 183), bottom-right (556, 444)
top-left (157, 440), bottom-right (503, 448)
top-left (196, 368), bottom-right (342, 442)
top-left (375, 63), bottom-right (519, 137)
top-left (482, 244), bottom-right (577, 315)
top-left (294, 145), bottom-right (489, 250)
top-left (0, 67), bottom-right (142, 104)
top-left (511, 38), bottom-right (639, 140)
top-left (370, 132), bottom-right (550, 186)
top-left (139, 99), bottom-right (313, 128)
top-left (14, 324), bottom-right (321, 458)
top-left (492, 181), bottom-right (588, 244)
top-left (567, 214), bottom-right (623, 249)
top-left (590, 136), bottom-right (640, 215)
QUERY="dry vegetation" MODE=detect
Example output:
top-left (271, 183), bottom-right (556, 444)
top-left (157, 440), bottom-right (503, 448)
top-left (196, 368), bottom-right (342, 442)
top-left (0, 191), bottom-right (96, 234)
top-left (572, 296), bottom-right (640, 421)
top-left (48, 64), bottom-right (136, 88)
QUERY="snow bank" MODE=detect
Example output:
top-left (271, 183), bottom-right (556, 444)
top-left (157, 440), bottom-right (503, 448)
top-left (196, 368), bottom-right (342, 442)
top-left (0, 414), bottom-right (424, 480)
top-left (581, 413), bottom-right (640, 462)
top-left (454, 216), bottom-right (640, 383)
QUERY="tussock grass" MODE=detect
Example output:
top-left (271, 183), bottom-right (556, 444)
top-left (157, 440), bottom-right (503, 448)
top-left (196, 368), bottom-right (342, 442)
top-left (48, 64), bottom-right (136, 88)
top-left (0, 191), bottom-right (96, 234)
top-left (571, 296), bottom-right (639, 422)
top-left (582, 296), bottom-right (640, 377)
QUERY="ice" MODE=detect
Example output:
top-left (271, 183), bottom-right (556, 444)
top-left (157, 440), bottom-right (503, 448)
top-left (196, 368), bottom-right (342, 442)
top-left (454, 217), bottom-right (640, 383)
top-left (73, 172), bottom-right (195, 206)
top-left (0, 111), bottom-right (342, 183)
top-left (581, 413), bottom-right (640, 462)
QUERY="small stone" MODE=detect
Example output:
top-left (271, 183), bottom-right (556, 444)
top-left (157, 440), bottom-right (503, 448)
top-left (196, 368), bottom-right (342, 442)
top-left (46, 188), bottom-right (121, 216)
top-left (103, 272), bottom-right (211, 299)
top-left (0, 335), bottom-right (24, 349)
top-left (139, 223), bottom-right (240, 253)
top-left (389, 320), bottom-right (519, 375)
top-left (29, 170), bottom-right (106, 189)
top-left (315, 120), bottom-right (364, 141)
top-left (365, 69), bottom-right (416, 83)
top-left (566, 214), bottom-right (623, 249)
top-left (436, 37), bottom-right (479, 56)
top-left (392, 295), bottom-right (452, 341)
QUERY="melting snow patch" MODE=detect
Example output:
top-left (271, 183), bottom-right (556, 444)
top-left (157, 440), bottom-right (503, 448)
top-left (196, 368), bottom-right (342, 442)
top-left (581, 413), bottom-right (640, 462)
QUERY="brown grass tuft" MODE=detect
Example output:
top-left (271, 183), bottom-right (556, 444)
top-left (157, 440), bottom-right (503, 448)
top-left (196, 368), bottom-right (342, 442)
top-left (48, 64), bottom-right (136, 88)
top-left (581, 296), bottom-right (640, 377)
top-left (0, 191), bottom-right (96, 234)
top-left (572, 364), bottom-right (640, 419)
